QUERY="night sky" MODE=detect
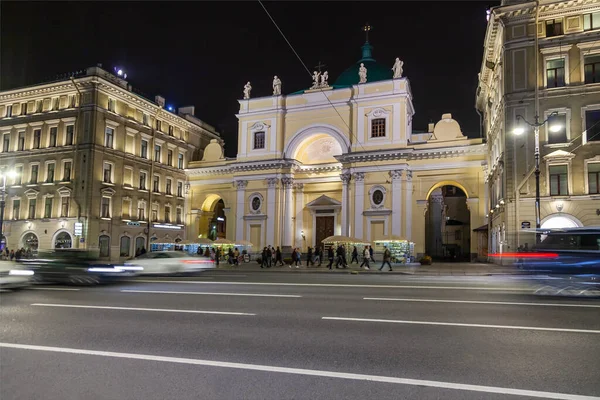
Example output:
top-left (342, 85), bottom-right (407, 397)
top-left (1, 1), bottom-right (498, 157)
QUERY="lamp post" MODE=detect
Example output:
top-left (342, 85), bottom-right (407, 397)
top-left (0, 170), bottom-right (18, 251)
top-left (513, 112), bottom-right (561, 244)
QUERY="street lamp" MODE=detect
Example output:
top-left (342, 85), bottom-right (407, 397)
top-left (0, 170), bottom-right (18, 251)
top-left (512, 111), bottom-right (560, 244)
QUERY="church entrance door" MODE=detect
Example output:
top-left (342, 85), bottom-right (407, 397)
top-left (315, 216), bottom-right (334, 250)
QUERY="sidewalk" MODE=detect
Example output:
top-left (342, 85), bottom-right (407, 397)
top-left (214, 262), bottom-right (518, 276)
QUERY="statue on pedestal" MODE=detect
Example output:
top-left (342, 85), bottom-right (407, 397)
top-left (358, 63), bottom-right (367, 84)
top-left (243, 82), bottom-right (252, 99)
top-left (311, 71), bottom-right (320, 89)
top-left (392, 57), bottom-right (404, 79)
top-left (320, 71), bottom-right (329, 87)
top-left (272, 75), bottom-right (282, 96)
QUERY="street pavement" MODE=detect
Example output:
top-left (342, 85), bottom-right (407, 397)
top-left (1, 271), bottom-right (600, 400)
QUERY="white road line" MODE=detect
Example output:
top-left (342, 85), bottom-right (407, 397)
top-left (125, 280), bottom-right (530, 291)
top-left (30, 303), bottom-right (255, 316)
top-left (363, 297), bottom-right (600, 308)
top-left (205, 274), bottom-right (248, 277)
top-left (322, 317), bottom-right (600, 334)
top-left (121, 289), bottom-right (301, 298)
top-left (28, 287), bottom-right (81, 291)
top-left (0, 343), bottom-right (598, 400)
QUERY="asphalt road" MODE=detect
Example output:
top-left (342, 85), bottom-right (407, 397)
top-left (1, 271), bottom-right (600, 400)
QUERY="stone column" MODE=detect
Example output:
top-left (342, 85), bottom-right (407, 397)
top-left (294, 183), bottom-right (304, 249)
top-left (389, 170), bottom-right (403, 237)
top-left (353, 172), bottom-right (365, 240)
top-left (405, 171), bottom-right (413, 240)
top-left (266, 178), bottom-right (278, 247)
top-left (414, 199), bottom-right (428, 258)
top-left (466, 197), bottom-right (480, 261)
top-left (281, 178), bottom-right (294, 251)
top-left (340, 173), bottom-right (351, 236)
top-left (235, 180), bottom-right (247, 244)
top-left (222, 208), bottom-right (233, 241)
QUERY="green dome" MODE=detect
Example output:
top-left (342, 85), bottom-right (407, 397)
top-left (333, 42), bottom-right (392, 87)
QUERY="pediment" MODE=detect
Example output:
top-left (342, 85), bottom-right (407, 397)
top-left (306, 195), bottom-right (342, 208)
top-left (543, 150), bottom-right (575, 160)
top-left (101, 187), bottom-right (116, 197)
top-left (57, 186), bottom-right (72, 197)
top-left (24, 188), bottom-right (39, 199)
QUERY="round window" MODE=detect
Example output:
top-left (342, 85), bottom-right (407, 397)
top-left (372, 189), bottom-right (384, 205)
top-left (251, 196), bottom-right (261, 211)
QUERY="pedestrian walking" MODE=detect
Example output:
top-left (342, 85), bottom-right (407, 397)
top-left (306, 247), bottom-right (314, 267)
top-left (314, 247), bottom-right (321, 266)
top-left (351, 246), bottom-right (359, 264)
top-left (379, 245), bottom-right (393, 271)
top-left (295, 248), bottom-right (301, 267)
top-left (360, 245), bottom-right (371, 269)
top-left (369, 245), bottom-right (375, 262)
top-left (335, 245), bottom-right (347, 268)
top-left (327, 246), bottom-right (334, 269)
top-left (261, 247), bottom-right (268, 268)
top-left (233, 248), bottom-right (240, 265)
top-left (275, 246), bottom-right (283, 266)
top-left (266, 246), bottom-right (273, 268)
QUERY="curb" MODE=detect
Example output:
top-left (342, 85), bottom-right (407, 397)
top-left (211, 267), bottom-right (518, 276)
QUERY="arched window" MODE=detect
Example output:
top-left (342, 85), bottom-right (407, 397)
top-left (22, 232), bottom-right (39, 252)
top-left (120, 236), bottom-right (131, 257)
top-left (99, 235), bottom-right (110, 258)
top-left (135, 237), bottom-right (146, 256)
top-left (55, 231), bottom-right (72, 249)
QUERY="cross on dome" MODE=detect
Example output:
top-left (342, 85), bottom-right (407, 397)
top-left (362, 23), bottom-right (372, 42)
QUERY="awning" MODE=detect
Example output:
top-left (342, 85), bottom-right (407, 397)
top-left (473, 224), bottom-right (489, 232)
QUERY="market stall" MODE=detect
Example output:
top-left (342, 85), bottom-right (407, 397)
top-left (373, 235), bottom-right (415, 264)
top-left (321, 235), bottom-right (371, 263)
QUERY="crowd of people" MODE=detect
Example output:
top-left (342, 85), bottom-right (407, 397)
top-left (182, 243), bottom-right (398, 271)
top-left (1, 247), bottom-right (35, 261)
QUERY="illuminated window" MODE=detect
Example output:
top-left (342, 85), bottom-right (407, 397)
top-left (549, 165), bottom-right (568, 196)
top-left (546, 58), bottom-right (565, 88)
top-left (584, 12), bottom-right (600, 31)
top-left (588, 163), bottom-right (600, 194)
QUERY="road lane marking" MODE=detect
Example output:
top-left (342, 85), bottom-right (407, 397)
top-left (125, 280), bottom-right (530, 291)
top-left (322, 317), bottom-right (600, 334)
top-left (0, 343), bottom-right (598, 400)
top-left (121, 289), bottom-right (301, 298)
top-left (363, 297), bottom-right (600, 308)
top-left (204, 274), bottom-right (248, 277)
top-left (31, 303), bottom-right (255, 316)
top-left (28, 287), bottom-right (81, 291)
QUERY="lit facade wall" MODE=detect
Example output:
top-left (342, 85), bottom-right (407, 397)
top-left (477, 0), bottom-right (600, 257)
top-left (0, 66), bottom-right (220, 260)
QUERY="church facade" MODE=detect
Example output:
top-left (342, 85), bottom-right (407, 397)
top-left (186, 42), bottom-right (488, 259)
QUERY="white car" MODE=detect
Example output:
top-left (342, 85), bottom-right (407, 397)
top-left (123, 251), bottom-right (215, 275)
top-left (0, 261), bottom-right (34, 290)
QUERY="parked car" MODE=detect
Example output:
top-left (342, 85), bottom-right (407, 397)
top-left (19, 249), bottom-right (136, 285)
top-left (123, 251), bottom-right (215, 275)
top-left (0, 261), bottom-right (34, 290)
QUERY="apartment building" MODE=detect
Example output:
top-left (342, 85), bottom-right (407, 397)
top-left (477, 0), bottom-right (600, 255)
top-left (0, 65), bottom-right (220, 260)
